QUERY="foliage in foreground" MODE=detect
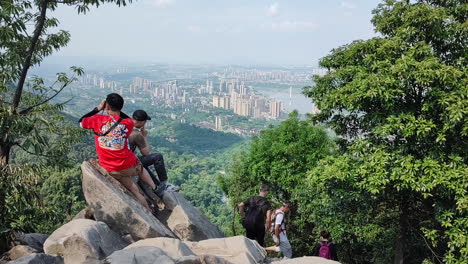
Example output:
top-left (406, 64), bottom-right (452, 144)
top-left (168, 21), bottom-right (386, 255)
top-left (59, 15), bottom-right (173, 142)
top-left (220, 112), bottom-right (335, 256)
top-left (303, 0), bottom-right (467, 263)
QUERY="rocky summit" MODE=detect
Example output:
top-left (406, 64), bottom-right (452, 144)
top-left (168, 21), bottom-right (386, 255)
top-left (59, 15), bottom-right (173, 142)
top-left (2, 160), bottom-right (341, 264)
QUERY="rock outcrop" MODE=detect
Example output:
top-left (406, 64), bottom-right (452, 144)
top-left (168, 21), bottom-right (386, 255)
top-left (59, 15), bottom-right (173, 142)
top-left (126, 237), bottom-right (196, 260)
top-left (186, 236), bottom-right (267, 264)
top-left (81, 160), bottom-right (175, 240)
top-left (5, 245), bottom-right (38, 261)
top-left (3, 160), bottom-right (344, 264)
top-left (7, 253), bottom-right (64, 264)
top-left (12, 233), bottom-right (48, 251)
top-left (105, 247), bottom-right (176, 264)
top-left (43, 219), bottom-right (127, 264)
top-left (159, 192), bottom-right (224, 241)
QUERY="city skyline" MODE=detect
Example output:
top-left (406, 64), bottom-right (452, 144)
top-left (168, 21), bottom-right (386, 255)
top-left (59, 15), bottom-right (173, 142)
top-left (50, 0), bottom-right (377, 65)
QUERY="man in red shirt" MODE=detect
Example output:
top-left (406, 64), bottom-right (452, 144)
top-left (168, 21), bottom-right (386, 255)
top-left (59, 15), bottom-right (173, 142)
top-left (79, 93), bottom-right (157, 211)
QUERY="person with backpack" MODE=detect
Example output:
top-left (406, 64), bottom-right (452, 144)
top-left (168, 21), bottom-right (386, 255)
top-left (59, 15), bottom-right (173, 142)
top-left (79, 93), bottom-right (158, 211)
top-left (238, 184), bottom-right (272, 247)
top-left (313, 230), bottom-right (338, 261)
top-left (266, 201), bottom-right (293, 259)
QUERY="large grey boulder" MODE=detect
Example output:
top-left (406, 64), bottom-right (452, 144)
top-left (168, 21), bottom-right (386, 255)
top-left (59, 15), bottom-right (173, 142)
top-left (6, 245), bottom-right (38, 260)
top-left (270, 256), bottom-right (341, 264)
top-left (126, 237), bottom-right (195, 260)
top-left (159, 192), bottom-right (224, 241)
top-left (43, 219), bottom-right (127, 264)
top-left (185, 236), bottom-right (266, 264)
top-left (105, 246), bottom-right (175, 264)
top-left (12, 233), bottom-right (48, 251)
top-left (81, 160), bottom-right (175, 240)
top-left (7, 253), bottom-right (63, 264)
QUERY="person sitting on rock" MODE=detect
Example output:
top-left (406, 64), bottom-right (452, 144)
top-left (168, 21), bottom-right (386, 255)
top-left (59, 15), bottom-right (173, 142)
top-left (128, 109), bottom-right (180, 197)
top-left (265, 201), bottom-right (293, 259)
top-left (238, 184), bottom-right (272, 247)
top-left (79, 93), bottom-right (158, 211)
top-left (313, 230), bottom-right (338, 261)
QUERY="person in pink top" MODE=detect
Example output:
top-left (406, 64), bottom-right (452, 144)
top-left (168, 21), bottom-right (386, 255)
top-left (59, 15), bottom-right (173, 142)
top-left (79, 93), bottom-right (157, 211)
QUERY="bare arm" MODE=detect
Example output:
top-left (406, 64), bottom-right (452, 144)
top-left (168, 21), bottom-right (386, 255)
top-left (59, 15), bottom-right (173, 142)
top-left (265, 210), bottom-right (272, 232)
top-left (274, 224), bottom-right (281, 246)
top-left (238, 202), bottom-right (245, 217)
top-left (138, 127), bottom-right (151, 156)
top-left (140, 145), bottom-right (150, 156)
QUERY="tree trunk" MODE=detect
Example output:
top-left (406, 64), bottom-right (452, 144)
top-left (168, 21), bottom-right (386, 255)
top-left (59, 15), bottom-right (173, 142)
top-left (394, 231), bottom-right (404, 264)
top-left (12, 0), bottom-right (49, 110)
top-left (394, 200), bottom-right (407, 264)
top-left (0, 143), bottom-right (11, 166)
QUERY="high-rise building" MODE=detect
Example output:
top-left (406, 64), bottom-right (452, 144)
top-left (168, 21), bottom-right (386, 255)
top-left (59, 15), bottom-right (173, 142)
top-left (219, 96), bottom-right (230, 109)
top-left (215, 116), bottom-right (222, 130)
top-left (212, 95), bottom-right (220, 107)
top-left (270, 101), bottom-right (282, 119)
top-left (253, 106), bottom-right (263, 119)
top-left (218, 80), bottom-right (224, 92)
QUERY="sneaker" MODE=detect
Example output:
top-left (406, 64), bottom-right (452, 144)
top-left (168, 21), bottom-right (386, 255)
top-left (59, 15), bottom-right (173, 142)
top-left (164, 182), bottom-right (180, 192)
top-left (153, 184), bottom-right (165, 198)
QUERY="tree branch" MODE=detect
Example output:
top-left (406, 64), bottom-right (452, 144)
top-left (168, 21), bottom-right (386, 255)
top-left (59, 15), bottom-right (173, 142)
top-left (19, 77), bottom-right (74, 115)
top-left (12, 0), bottom-right (50, 111)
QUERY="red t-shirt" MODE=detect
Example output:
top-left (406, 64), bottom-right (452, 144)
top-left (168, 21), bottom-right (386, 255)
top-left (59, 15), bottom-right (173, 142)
top-left (81, 114), bottom-right (137, 171)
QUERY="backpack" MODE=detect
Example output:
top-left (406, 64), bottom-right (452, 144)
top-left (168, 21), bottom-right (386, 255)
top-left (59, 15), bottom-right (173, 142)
top-left (242, 198), bottom-right (268, 231)
top-left (269, 209), bottom-right (285, 234)
top-left (318, 241), bottom-right (332, 259)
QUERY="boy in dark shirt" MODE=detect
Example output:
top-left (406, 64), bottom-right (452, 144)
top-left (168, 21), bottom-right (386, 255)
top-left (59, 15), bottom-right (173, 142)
top-left (128, 110), bottom-right (179, 196)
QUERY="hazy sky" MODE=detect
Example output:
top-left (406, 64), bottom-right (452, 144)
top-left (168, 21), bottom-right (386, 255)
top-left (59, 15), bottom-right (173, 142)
top-left (51, 0), bottom-right (379, 66)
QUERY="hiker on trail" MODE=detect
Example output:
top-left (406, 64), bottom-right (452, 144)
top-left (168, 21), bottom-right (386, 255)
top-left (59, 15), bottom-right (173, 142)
top-left (266, 201), bottom-right (293, 259)
top-left (238, 184), bottom-right (272, 247)
top-left (313, 230), bottom-right (338, 261)
top-left (129, 109), bottom-right (179, 197)
top-left (79, 93), bottom-right (158, 211)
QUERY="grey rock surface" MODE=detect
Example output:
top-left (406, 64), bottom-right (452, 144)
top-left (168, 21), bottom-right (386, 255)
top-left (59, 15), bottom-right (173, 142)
top-left (43, 219), bottom-right (127, 264)
top-left (12, 233), bottom-right (48, 251)
top-left (126, 237), bottom-right (195, 260)
top-left (185, 236), bottom-right (266, 264)
top-left (81, 160), bottom-right (175, 240)
top-left (7, 253), bottom-right (64, 264)
top-left (105, 246), bottom-right (175, 264)
top-left (6, 245), bottom-right (38, 260)
top-left (159, 192), bottom-right (224, 241)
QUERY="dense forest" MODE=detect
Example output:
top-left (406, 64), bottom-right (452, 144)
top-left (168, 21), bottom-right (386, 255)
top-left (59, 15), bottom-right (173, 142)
top-left (1, 0), bottom-right (466, 263)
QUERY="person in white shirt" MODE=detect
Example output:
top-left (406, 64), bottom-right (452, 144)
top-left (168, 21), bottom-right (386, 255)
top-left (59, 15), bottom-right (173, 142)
top-left (266, 201), bottom-right (293, 259)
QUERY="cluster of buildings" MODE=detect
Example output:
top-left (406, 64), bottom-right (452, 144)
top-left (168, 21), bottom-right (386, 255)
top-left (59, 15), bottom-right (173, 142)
top-left (212, 92), bottom-right (282, 119)
top-left (79, 74), bottom-right (118, 91)
top-left (213, 68), bottom-right (312, 83)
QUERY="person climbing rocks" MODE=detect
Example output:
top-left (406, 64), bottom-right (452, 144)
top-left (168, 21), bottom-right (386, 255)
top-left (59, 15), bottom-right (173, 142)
top-left (79, 93), bottom-right (158, 211)
top-left (265, 201), bottom-right (293, 259)
top-left (238, 184), bottom-right (272, 247)
top-left (128, 109), bottom-right (179, 197)
top-left (313, 230), bottom-right (338, 261)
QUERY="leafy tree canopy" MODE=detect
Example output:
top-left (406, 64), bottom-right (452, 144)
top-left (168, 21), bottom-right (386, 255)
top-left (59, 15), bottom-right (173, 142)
top-left (303, 0), bottom-right (467, 263)
top-left (220, 111), bottom-right (335, 256)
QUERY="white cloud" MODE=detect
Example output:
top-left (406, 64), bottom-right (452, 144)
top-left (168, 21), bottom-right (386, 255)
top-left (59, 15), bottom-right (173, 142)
top-left (340, 2), bottom-right (357, 9)
top-left (268, 3), bottom-right (280, 16)
top-left (152, 0), bottom-right (175, 7)
top-left (269, 20), bottom-right (319, 32)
